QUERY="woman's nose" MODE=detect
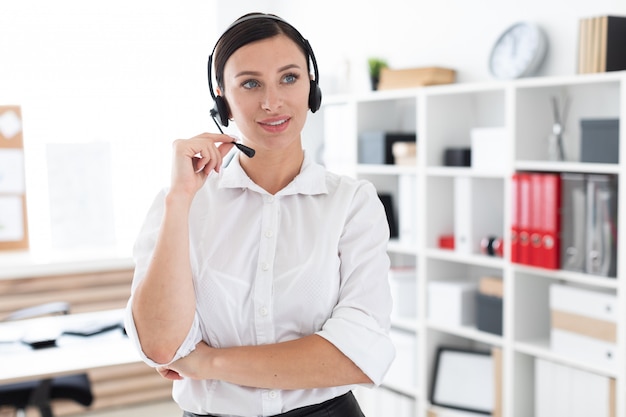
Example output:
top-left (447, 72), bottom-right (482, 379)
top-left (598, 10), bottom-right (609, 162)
top-left (261, 85), bottom-right (283, 111)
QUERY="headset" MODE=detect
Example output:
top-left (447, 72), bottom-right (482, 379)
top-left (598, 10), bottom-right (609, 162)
top-left (207, 13), bottom-right (322, 129)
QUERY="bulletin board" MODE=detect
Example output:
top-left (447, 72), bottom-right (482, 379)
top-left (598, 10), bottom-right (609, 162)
top-left (0, 105), bottom-right (29, 250)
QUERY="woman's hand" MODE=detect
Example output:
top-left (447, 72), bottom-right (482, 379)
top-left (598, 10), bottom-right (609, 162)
top-left (156, 341), bottom-right (213, 381)
top-left (169, 133), bottom-right (235, 200)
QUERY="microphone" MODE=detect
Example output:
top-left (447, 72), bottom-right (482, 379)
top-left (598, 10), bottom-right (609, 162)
top-left (210, 110), bottom-right (255, 158)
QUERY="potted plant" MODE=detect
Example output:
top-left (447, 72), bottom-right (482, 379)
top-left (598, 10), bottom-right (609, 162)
top-left (368, 57), bottom-right (388, 90)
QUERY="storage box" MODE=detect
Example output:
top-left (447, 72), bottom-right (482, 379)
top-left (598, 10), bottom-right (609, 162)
top-left (476, 277), bottom-right (503, 335)
top-left (428, 280), bottom-right (477, 326)
top-left (378, 67), bottom-right (456, 90)
top-left (550, 283), bottom-right (617, 369)
top-left (471, 127), bottom-right (508, 174)
top-left (580, 118), bottom-right (619, 164)
top-left (389, 268), bottom-right (417, 319)
top-left (476, 293), bottom-right (503, 335)
top-left (535, 358), bottom-right (615, 417)
top-left (358, 131), bottom-right (416, 165)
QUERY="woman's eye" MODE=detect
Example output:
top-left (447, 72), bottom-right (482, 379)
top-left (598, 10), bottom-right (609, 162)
top-left (242, 80), bottom-right (260, 89)
top-left (283, 73), bottom-right (299, 84)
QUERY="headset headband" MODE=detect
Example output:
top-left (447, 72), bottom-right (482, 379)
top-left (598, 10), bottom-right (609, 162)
top-left (207, 13), bottom-right (320, 102)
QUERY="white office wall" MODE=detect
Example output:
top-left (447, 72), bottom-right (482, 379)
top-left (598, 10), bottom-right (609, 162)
top-left (0, 0), bottom-right (217, 252)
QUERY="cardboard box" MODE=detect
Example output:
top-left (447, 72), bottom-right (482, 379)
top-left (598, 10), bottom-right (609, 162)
top-left (378, 67), bottom-right (456, 90)
top-left (428, 280), bottom-right (477, 326)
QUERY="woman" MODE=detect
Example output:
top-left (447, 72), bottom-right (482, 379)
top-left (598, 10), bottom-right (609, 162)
top-left (125, 12), bottom-right (395, 417)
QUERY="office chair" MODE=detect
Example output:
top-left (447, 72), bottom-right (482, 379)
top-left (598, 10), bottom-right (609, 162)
top-left (0, 302), bottom-right (94, 417)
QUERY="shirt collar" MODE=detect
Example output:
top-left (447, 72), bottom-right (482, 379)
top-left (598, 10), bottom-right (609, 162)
top-left (218, 151), bottom-right (328, 196)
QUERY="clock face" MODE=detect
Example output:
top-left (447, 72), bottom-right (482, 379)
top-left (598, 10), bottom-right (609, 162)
top-left (489, 22), bottom-right (547, 80)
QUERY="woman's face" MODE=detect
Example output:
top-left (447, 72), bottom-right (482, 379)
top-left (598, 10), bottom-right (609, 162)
top-left (221, 34), bottom-right (311, 152)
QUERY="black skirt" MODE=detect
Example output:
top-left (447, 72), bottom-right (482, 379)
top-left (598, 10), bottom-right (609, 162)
top-left (182, 391), bottom-right (365, 417)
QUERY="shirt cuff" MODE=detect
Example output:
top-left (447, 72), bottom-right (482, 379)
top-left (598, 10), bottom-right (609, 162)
top-left (124, 297), bottom-right (203, 367)
top-left (316, 307), bottom-right (396, 386)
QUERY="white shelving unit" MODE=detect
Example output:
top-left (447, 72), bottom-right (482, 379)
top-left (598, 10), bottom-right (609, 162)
top-left (307, 71), bottom-right (626, 417)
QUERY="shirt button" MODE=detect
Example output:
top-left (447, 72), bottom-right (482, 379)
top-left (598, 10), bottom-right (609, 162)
top-left (268, 390), bottom-right (278, 399)
top-left (259, 307), bottom-right (269, 317)
top-left (264, 195), bottom-right (274, 203)
top-left (261, 262), bottom-right (270, 271)
top-left (264, 230), bottom-right (274, 238)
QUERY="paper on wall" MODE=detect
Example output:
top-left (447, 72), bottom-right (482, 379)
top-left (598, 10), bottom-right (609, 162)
top-left (0, 149), bottom-right (25, 193)
top-left (0, 195), bottom-right (24, 241)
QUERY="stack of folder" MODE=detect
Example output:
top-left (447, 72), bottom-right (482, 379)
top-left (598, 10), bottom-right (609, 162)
top-left (511, 171), bottom-right (618, 275)
top-left (577, 15), bottom-right (626, 74)
top-left (510, 172), bottom-right (561, 269)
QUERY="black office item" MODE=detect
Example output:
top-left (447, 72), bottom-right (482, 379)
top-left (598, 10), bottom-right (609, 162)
top-left (443, 147), bottom-right (471, 167)
top-left (580, 118), bottom-right (619, 164)
top-left (430, 346), bottom-right (494, 414)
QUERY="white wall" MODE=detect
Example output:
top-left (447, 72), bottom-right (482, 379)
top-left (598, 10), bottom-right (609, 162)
top-left (2, 1), bottom-right (626, 252)
top-left (0, 0), bottom-right (217, 252)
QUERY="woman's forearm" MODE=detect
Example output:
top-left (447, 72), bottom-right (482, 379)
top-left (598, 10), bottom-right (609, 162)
top-left (167, 335), bottom-right (372, 389)
top-left (132, 191), bottom-right (197, 363)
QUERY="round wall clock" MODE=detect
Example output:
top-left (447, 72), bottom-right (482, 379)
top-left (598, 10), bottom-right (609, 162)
top-left (489, 21), bottom-right (548, 80)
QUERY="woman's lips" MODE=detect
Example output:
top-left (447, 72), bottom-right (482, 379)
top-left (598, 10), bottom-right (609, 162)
top-left (258, 117), bottom-right (290, 133)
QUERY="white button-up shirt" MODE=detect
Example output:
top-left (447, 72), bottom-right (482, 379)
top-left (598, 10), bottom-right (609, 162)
top-left (125, 153), bottom-right (395, 416)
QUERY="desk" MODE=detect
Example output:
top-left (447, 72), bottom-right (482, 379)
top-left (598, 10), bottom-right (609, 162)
top-left (0, 309), bottom-right (141, 384)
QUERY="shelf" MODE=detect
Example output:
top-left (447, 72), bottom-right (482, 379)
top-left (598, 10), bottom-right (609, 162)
top-left (425, 248), bottom-right (505, 269)
top-left (515, 160), bottom-right (621, 174)
top-left (515, 338), bottom-right (618, 378)
top-left (380, 381), bottom-right (419, 399)
top-left (388, 239), bottom-right (418, 255)
top-left (513, 264), bottom-right (619, 289)
top-left (392, 318), bottom-right (419, 333)
top-left (426, 166), bottom-right (507, 178)
top-left (426, 321), bottom-right (504, 347)
top-left (320, 71), bottom-right (626, 417)
top-left (357, 164), bottom-right (417, 175)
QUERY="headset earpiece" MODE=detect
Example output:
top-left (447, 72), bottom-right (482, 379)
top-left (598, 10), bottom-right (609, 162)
top-left (212, 95), bottom-right (230, 127)
top-left (309, 80), bottom-right (322, 113)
